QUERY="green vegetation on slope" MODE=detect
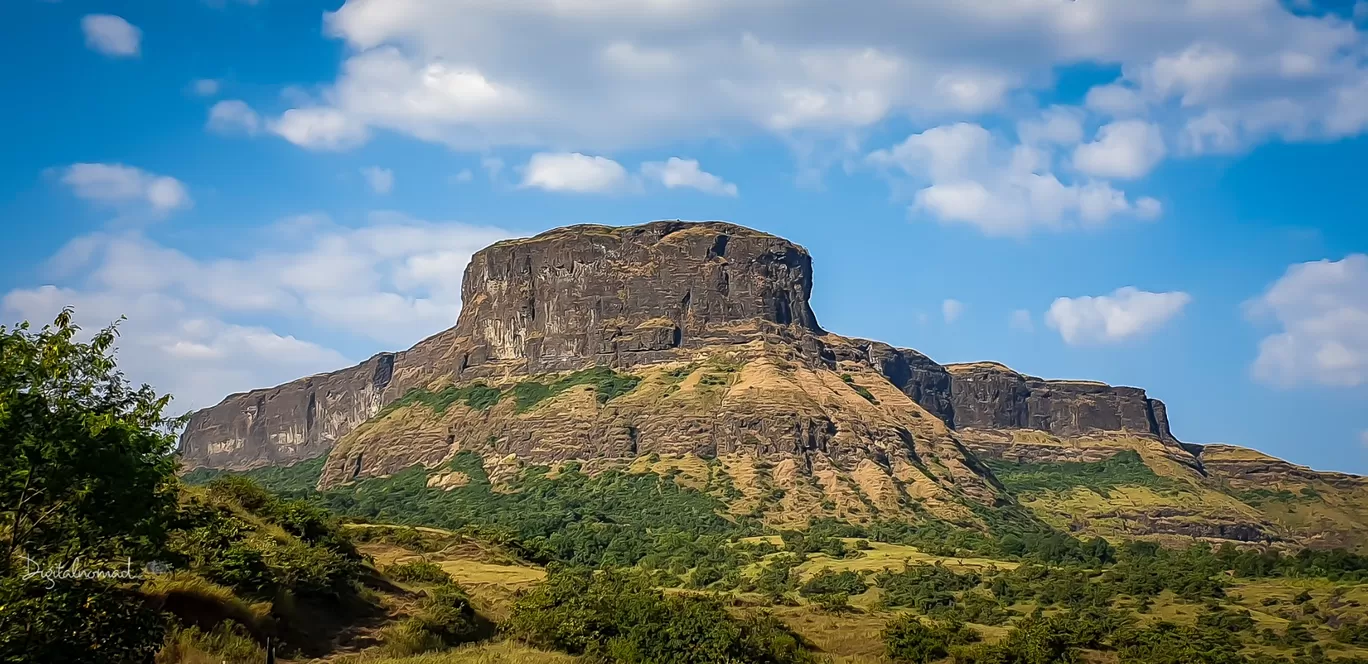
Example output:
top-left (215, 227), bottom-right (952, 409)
top-left (511, 366), bottom-right (642, 412)
top-left (507, 566), bottom-right (816, 664)
top-left (380, 383), bottom-right (504, 418)
top-left (985, 450), bottom-right (1181, 497)
top-left (321, 452), bottom-right (756, 568)
top-left (181, 453), bottom-right (327, 498)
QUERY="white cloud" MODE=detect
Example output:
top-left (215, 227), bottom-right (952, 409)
top-left (2, 215), bottom-right (515, 410)
top-left (640, 158), bottom-right (738, 197)
top-left (269, 107), bottom-right (369, 150)
top-left (1248, 254), bottom-right (1368, 388)
top-left (1045, 287), bottom-right (1191, 345)
top-left (2, 286), bottom-right (346, 415)
top-left (82, 14), bottom-right (141, 57)
top-left (192, 79), bottom-right (221, 96)
top-left (520, 153), bottom-right (629, 193)
top-left (451, 169), bottom-right (474, 184)
top-left (207, 100), bottom-right (261, 135)
top-left (942, 299), bottom-right (964, 324)
top-left (59, 163), bottom-right (192, 219)
top-left (1085, 84), bottom-right (1146, 117)
top-left (867, 121), bottom-right (1159, 236)
top-left (1073, 120), bottom-right (1167, 179)
top-left (244, 0), bottom-right (1368, 169)
top-left (1009, 309), bottom-right (1033, 333)
top-left (361, 166), bottom-right (395, 194)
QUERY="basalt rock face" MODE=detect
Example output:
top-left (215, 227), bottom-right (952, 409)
top-left (452, 222), bottom-right (822, 374)
top-left (941, 362), bottom-right (1176, 441)
top-left (178, 353), bottom-right (396, 471)
top-left (177, 220), bottom-right (1368, 548)
top-left (179, 221), bottom-right (826, 473)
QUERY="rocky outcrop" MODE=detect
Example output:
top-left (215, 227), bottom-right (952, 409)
top-left (177, 219), bottom-right (1368, 550)
top-left (453, 222), bottom-right (821, 374)
top-left (180, 221), bottom-right (828, 472)
top-left (942, 362), bottom-right (1176, 441)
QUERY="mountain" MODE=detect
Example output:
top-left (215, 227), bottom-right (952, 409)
top-left (178, 220), bottom-right (1368, 549)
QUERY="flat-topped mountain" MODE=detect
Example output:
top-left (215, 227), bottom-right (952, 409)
top-left (179, 220), bottom-right (1368, 548)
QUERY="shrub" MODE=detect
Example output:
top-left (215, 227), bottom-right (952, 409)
top-left (883, 615), bottom-right (978, 663)
top-left (0, 577), bottom-right (166, 664)
top-left (381, 584), bottom-right (484, 656)
top-left (799, 569), bottom-right (865, 597)
top-left (155, 621), bottom-right (264, 664)
top-left (508, 567), bottom-right (816, 663)
top-left (385, 561), bottom-right (453, 585)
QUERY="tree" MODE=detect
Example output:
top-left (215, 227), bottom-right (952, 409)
top-left (0, 309), bottom-right (179, 663)
top-left (1, 309), bottom-right (179, 572)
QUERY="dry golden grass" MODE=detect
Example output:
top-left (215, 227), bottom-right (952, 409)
top-left (319, 639), bottom-right (577, 664)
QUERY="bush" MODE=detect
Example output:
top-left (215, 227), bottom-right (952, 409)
top-left (799, 569), bottom-right (865, 597)
top-left (385, 561), bottom-right (453, 585)
top-left (882, 614), bottom-right (978, 663)
top-left (508, 567), bottom-right (816, 663)
top-left (0, 577), bottom-right (167, 664)
top-left (381, 584), bottom-right (484, 656)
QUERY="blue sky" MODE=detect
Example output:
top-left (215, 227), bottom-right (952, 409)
top-left (3, 0), bottom-right (1366, 473)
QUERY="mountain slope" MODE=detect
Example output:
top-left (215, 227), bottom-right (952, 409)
top-left (178, 220), bottom-right (1368, 550)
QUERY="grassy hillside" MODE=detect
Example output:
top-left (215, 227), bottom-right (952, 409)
top-left (177, 448), bottom-right (1368, 663)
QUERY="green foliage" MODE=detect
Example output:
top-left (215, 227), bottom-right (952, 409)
top-left (380, 582), bottom-right (485, 656)
top-left (508, 567), bottom-right (817, 663)
top-left (180, 455), bottom-right (326, 499)
top-left (811, 592), bottom-right (852, 613)
top-left (1, 309), bottom-right (180, 573)
top-left (875, 564), bottom-right (980, 611)
top-left (985, 451), bottom-right (1179, 498)
top-left (0, 576), bottom-right (167, 664)
top-left (163, 478), bottom-right (361, 600)
top-left (779, 530), bottom-right (849, 558)
top-left (319, 453), bottom-right (755, 568)
top-left (384, 560), bottom-right (453, 585)
top-left (0, 310), bottom-right (181, 664)
top-left (799, 569), bottom-right (865, 597)
top-left (511, 367), bottom-right (642, 412)
top-left (378, 382), bottom-right (504, 418)
top-left (954, 607), bottom-right (1129, 664)
top-left (882, 614), bottom-right (978, 663)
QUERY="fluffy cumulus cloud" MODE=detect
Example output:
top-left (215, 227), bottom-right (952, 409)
top-left (1, 215), bottom-right (514, 411)
top-left (1072, 121), bottom-right (1167, 179)
top-left (58, 163), bottom-right (192, 219)
top-left (1009, 309), bottom-right (1034, 333)
top-left (82, 14), bottom-right (141, 57)
top-left (519, 153), bottom-right (630, 193)
top-left (1248, 254), bottom-right (1368, 388)
top-left (269, 107), bottom-right (369, 150)
top-left (866, 121), bottom-right (1161, 235)
top-left (1045, 287), bottom-right (1191, 345)
top-left (259, 1), bottom-right (1368, 169)
top-left (640, 158), bottom-right (738, 196)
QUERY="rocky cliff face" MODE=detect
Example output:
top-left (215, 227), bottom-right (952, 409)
top-left (178, 220), bottom-right (1367, 547)
top-left (180, 221), bottom-right (825, 472)
top-left (452, 222), bottom-right (821, 374)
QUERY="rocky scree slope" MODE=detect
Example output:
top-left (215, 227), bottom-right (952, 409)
top-left (178, 221), bottom-right (1368, 544)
